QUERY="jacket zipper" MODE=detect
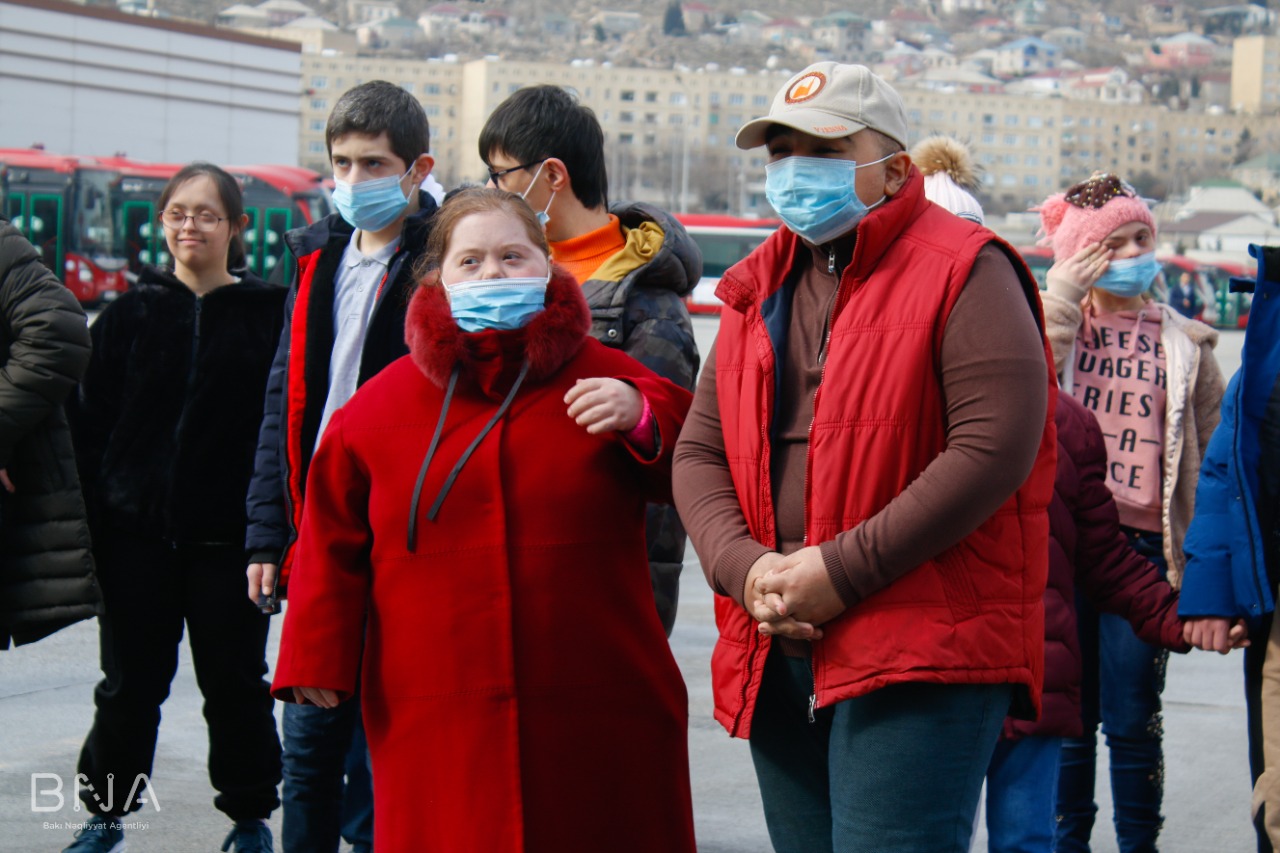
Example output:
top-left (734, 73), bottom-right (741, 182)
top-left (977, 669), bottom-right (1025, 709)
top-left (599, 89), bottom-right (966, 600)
top-left (802, 244), bottom-right (844, 720)
top-left (166, 294), bottom-right (204, 540)
top-left (734, 306), bottom-right (777, 737)
top-left (1233, 378), bottom-right (1267, 611)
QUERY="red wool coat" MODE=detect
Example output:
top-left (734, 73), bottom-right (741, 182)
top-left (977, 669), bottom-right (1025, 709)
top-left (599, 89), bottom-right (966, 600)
top-left (272, 270), bottom-right (696, 852)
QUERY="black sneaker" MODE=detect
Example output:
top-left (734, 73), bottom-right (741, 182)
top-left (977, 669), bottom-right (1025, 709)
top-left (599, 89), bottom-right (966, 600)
top-left (221, 819), bottom-right (273, 853)
top-left (63, 816), bottom-right (125, 853)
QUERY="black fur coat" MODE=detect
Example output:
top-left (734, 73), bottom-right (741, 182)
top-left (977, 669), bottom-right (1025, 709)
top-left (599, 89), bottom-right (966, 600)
top-left (70, 266), bottom-right (286, 545)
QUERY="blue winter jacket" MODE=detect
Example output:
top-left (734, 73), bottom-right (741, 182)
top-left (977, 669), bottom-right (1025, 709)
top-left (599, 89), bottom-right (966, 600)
top-left (1180, 243), bottom-right (1280, 624)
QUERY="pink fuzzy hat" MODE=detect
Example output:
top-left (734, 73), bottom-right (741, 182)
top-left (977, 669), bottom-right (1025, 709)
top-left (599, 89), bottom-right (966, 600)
top-left (1037, 173), bottom-right (1156, 260)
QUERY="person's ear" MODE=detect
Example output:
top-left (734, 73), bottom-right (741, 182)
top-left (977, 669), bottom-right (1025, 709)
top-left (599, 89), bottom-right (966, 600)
top-left (543, 158), bottom-right (571, 194)
top-left (883, 152), bottom-right (912, 196)
top-left (411, 154), bottom-right (435, 184)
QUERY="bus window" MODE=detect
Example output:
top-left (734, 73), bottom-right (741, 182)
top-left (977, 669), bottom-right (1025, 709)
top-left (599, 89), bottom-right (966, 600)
top-left (261, 207), bottom-right (292, 279)
top-left (682, 224), bottom-right (774, 313)
top-left (29, 193), bottom-right (64, 274)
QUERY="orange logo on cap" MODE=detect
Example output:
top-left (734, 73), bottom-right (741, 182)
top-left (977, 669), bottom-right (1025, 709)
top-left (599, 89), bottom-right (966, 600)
top-left (786, 72), bottom-right (827, 104)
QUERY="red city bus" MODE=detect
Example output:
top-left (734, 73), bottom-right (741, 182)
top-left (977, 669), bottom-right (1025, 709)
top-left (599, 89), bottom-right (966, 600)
top-left (0, 148), bottom-right (129, 304)
top-left (107, 159), bottom-right (333, 286)
top-left (675, 213), bottom-right (779, 315)
top-left (224, 164), bottom-right (333, 284)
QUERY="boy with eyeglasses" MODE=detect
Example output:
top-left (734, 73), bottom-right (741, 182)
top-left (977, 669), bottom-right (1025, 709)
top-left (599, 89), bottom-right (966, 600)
top-left (479, 84), bottom-right (701, 635)
top-left (243, 80), bottom-right (438, 853)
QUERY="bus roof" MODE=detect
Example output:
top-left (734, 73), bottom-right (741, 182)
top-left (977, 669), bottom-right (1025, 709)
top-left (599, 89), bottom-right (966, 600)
top-left (226, 164), bottom-right (326, 195)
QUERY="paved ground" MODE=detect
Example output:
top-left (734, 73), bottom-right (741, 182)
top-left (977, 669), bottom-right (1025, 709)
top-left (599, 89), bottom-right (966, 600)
top-left (0, 322), bottom-right (1256, 852)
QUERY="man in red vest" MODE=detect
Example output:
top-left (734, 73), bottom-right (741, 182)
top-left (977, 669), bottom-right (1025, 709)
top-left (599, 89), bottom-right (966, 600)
top-left (672, 62), bottom-right (1059, 852)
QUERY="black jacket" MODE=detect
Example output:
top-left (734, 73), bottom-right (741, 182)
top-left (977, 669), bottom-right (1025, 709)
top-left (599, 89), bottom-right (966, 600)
top-left (69, 265), bottom-right (286, 545)
top-left (582, 202), bottom-right (701, 635)
top-left (244, 195), bottom-right (437, 580)
top-left (0, 219), bottom-right (97, 648)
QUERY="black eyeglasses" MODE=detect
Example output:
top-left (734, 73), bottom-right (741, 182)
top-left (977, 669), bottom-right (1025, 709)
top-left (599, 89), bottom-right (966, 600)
top-left (1063, 173), bottom-right (1139, 209)
top-left (160, 209), bottom-right (227, 231)
top-left (485, 159), bottom-right (546, 186)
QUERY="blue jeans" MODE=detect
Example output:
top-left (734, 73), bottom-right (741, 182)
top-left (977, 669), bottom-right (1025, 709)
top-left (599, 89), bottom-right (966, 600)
top-left (281, 697), bottom-right (373, 853)
top-left (748, 648), bottom-right (1012, 853)
top-left (1057, 530), bottom-right (1168, 853)
top-left (983, 736), bottom-right (1063, 853)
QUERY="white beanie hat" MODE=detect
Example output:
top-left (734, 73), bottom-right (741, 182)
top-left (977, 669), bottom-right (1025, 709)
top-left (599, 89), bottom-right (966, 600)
top-left (910, 135), bottom-right (985, 225)
top-left (922, 172), bottom-right (984, 225)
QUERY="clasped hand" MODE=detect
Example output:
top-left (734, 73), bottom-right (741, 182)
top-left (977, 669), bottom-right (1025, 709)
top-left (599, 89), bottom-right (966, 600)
top-left (745, 547), bottom-right (847, 640)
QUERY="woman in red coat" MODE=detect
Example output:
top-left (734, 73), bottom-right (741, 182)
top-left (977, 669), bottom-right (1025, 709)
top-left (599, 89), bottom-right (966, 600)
top-left (271, 188), bottom-right (696, 852)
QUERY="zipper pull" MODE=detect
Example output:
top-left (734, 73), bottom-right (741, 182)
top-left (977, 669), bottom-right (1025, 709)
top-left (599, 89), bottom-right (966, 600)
top-left (827, 247), bottom-right (836, 275)
top-left (808, 694), bottom-right (817, 724)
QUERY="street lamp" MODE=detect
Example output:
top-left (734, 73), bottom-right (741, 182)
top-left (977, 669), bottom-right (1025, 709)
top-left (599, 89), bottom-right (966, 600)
top-left (674, 72), bottom-right (694, 213)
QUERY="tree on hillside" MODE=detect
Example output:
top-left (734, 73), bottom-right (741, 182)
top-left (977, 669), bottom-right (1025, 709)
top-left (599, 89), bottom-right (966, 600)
top-left (663, 0), bottom-right (687, 36)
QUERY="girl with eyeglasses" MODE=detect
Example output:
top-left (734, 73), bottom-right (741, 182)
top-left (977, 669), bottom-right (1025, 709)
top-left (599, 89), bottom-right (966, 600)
top-left (62, 162), bottom-right (284, 853)
top-left (1038, 173), bottom-right (1226, 853)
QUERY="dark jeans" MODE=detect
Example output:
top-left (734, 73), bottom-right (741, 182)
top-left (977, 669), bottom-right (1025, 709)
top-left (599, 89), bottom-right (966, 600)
top-left (747, 647), bottom-right (1012, 853)
top-left (77, 531), bottom-right (281, 819)
top-left (1057, 529), bottom-right (1168, 853)
top-left (281, 696), bottom-right (373, 852)
top-left (983, 735), bottom-right (1063, 853)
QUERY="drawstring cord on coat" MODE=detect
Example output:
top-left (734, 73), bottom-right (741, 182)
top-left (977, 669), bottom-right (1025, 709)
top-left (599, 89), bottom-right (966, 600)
top-left (406, 360), bottom-right (531, 552)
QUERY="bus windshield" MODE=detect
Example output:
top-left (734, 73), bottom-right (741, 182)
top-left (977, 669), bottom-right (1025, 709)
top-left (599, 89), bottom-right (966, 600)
top-left (73, 168), bottom-right (121, 263)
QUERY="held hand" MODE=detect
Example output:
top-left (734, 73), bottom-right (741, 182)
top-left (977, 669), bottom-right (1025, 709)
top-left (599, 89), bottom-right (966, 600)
top-left (0, 469), bottom-right (14, 493)
top-left (744, 552), bottom-right (823, 640)
top-left (1184, 616), bottom-right (1246, 654)
top-left (247, 562), bottom-right (278, 604)
top-left (1229, 618), bottom-right (1251, 650)
top-left (755, 546), bottom-right (847, 632)
top-left (293, 686), bottom-right (340, 708)
top-left (564, 378), bottom-right (643, 435)
top-left (1045, 242), bottom-right (1113, 295)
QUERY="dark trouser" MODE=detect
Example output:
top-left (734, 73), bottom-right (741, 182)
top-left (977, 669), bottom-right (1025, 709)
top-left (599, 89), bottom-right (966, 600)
top-left (1057, 529), bottom-right (1168, 853)
top-left (747, 647), bottom-right (1012, 853)
top-left (281, 696), bottom-right (374, 853)
top-left (1248, 610), bottom-right (1276, 853)
top-left (77, 531), bottom-right (281, 819)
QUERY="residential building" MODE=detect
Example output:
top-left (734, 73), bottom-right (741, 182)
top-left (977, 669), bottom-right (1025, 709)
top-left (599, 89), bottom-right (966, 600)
top-left (1233, 34), bottom-right (1280, 113)
top-left (1233, 153), bottom-right (1280, 204)
top-left (347, 0), bottom-right (398, 25)
top-left (991, 37), bottom-right (1060, 78)
top-left (295, 55), bottom-right (1280, 217)
top-left (1147, 32), bottom-right (1219, 69)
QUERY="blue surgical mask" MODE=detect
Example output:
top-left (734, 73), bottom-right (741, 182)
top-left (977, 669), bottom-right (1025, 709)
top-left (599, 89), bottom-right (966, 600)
top-left (765, 154), bottom-right (892, 245)
top-left (520, 161), bottom-right (555, 229)
top-left (333, 166), bottom-right (414, 232)
top-left (1096, 251), bottom-right (1160, 298)
top-left (442, 274), bottom-right (550, 332)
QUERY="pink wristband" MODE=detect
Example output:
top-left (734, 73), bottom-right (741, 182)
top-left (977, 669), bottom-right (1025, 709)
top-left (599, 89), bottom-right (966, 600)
top-left (622, 394), bottom-right (656, 453)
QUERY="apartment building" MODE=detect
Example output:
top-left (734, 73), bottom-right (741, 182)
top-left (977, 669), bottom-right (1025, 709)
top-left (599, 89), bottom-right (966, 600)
top-left (298, 56), bottom-right (1280, 216)
top-left (1232, 34), bottom-right (1280, 113)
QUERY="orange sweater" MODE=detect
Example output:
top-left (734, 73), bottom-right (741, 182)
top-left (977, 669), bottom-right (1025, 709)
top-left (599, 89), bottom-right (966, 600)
top-left (550, 215), bottom-right (626, 286)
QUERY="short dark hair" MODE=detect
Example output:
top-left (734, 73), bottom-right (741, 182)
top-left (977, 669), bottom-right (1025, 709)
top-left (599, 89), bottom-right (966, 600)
top-left (158, 162), bottom-right (247, 271)
top-left (419, 187), bottom-right (550, 282)
top-left (867, 128), bottom-right (905, 158)
top-left (478, 85), bottom-right (608, 210)
top-left (326, 80), bottom-right (430, 168)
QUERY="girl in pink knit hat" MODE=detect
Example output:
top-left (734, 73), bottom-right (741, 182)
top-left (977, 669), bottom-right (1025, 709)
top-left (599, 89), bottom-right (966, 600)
top-left (1039, 173), bottom-right (1226, 853)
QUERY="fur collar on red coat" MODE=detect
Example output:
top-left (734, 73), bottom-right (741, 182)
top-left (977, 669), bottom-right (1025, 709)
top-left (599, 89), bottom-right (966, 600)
top-left (405, 265), bottom-right (591, 398)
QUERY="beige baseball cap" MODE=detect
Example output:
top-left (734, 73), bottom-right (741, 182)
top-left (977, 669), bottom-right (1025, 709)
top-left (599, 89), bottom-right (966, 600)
top-left (736, 62), bottom-right (909, 151)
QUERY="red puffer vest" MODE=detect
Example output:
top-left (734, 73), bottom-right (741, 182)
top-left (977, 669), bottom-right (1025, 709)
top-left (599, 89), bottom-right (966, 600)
top-left (710, 169), bottom-right (1057, 738)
